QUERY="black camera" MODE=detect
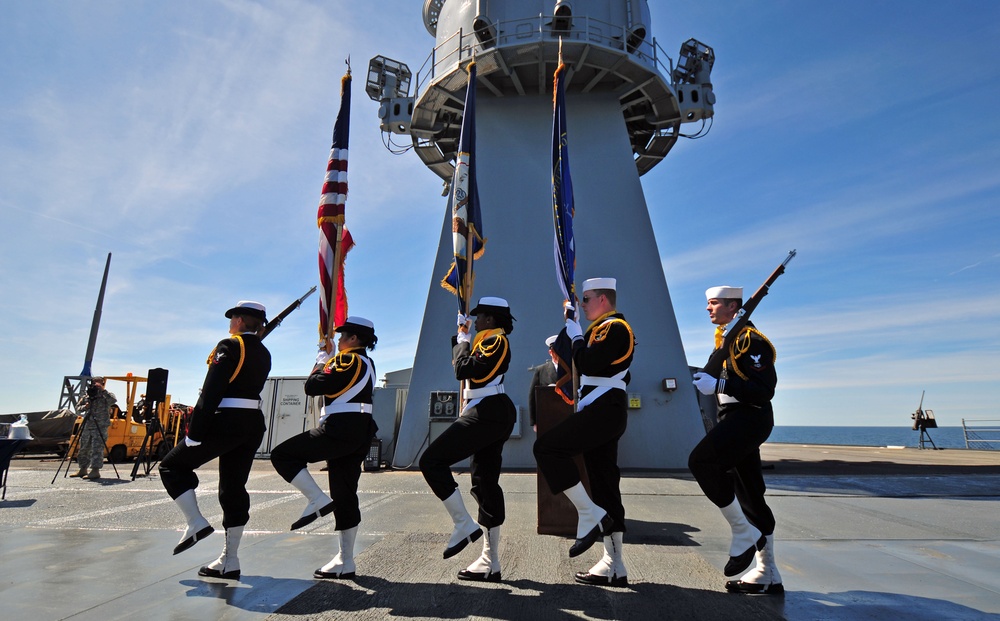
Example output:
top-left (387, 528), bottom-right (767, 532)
top-left (87, 385), bottom-right (99, 397)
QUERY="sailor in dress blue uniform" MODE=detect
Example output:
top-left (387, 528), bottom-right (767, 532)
top-left (534, 277), bottom-right (636, 587)
top-left (419, 296), bottom-right (517, 582)
top-left (159, 301), bottom-right (271, 580)
top-left (270, 316), bottom-right (379, 580)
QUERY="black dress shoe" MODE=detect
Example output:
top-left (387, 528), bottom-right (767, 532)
top-left (574, 571), bottom-right (628, 588)
top-left (725, 580), bottom-right (784, 595)
top-left (313, 568), bottom-right (357, 580)
top-left (173, 525), bottom-right (215, 555)
top-left (457, 568), bottom-right (501, 582)
top-left (724, 534), bottom-right (766, 576)
top-left (198, 566), bottom-right (240, 580)
top-left (443, 527), bottom-right (483, 559)
top-left (569, 514), bottom-right (613, 558)
top-left (291, 500), bottom-right (336, 530)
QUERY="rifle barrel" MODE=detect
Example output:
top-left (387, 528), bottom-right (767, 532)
top-left (702, 250), bottom-right (795, 377)
top-left (261, 286), bottom-right (317, 339)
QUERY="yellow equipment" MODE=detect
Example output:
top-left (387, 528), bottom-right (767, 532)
top-left (66, 373), bottom-right (186, 463)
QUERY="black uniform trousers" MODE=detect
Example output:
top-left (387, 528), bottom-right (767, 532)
top-left (159, 408), bottom-right (266, 529)
top-left (269, 412), bottom-right (377, 531)
top-left (533, 389), bottom-right (629, 533)
top-left (419, 394), bottom-right (516, 528)
top-left (688, 403), bottom-right (776, 536)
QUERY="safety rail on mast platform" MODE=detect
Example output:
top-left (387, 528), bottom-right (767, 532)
top-left (412, 13), bottom-right (677, 100)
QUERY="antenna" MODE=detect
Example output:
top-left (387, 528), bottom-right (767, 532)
top-left (81, 252), bottom-right (112, 377)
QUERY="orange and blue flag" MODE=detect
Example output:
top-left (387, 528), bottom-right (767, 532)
top-left (441, 62), bottom-right (484, 315)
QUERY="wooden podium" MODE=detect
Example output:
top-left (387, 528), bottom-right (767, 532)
top-left (534, 386), bottom-right (591, 536)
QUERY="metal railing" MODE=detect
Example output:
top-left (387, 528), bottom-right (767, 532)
top-left (412, 13), bottom-right (675, 99)
top-left (961, 418), bottom-right (1000, 450)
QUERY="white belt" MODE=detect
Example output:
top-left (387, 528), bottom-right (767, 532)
top-left (219, 397), bottom-right (260, 409)
top-left (717, 394), bottom-right (739, 405)
top-left (579, 375), bottom-right (627, 391)
top-left (460, 376), bottom-right (504, 417)
top-left (577, 370), bottom-right (628, 409)
top-left (463, 384), bottom-right (505, 399)
top-left (322, 402), bottom-right (374, 416)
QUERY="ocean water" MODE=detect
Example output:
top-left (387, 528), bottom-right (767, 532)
top-left (767, 426), bottom-right (1000, 450)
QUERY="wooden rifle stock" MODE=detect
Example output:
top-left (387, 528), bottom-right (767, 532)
top-left (702, 250), bottom-right (796, 377)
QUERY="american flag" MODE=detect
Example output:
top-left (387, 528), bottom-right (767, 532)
top-left (440, 62), bottom-right (484, 316)
top-left (551, 58), bottom-right (577, 406)
top-left (317, 70), bottom-right (355, 341)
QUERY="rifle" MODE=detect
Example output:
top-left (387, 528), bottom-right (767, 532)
top-left (261, 286), bottom-right (317, 339)
top-left (702, 250), bottom-right (796, 377)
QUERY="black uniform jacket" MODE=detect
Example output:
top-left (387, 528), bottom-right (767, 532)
top-left (187, 332), bottom-right (271, 442)
top-left (572, 312), bottom-right (635, 398)
top-left (452, 328), bottom-right (511, 387)
top-left (717, 320), bottom-right (777, 414)
top-left (304, 348), bottom-right (376, 407)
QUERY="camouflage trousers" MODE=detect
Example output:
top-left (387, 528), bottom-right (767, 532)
top-left (77, 421), bottom-right (109, 470)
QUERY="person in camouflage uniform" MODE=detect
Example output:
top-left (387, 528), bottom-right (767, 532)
top-left (71, 376), bottom-right (117, 480)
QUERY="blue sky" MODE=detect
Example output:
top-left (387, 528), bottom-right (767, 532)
top-left (2, 1), bottom-right (997, 428)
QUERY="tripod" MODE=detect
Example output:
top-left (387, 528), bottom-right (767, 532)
top-left (131, 400), bottom-right (166, 480)
top-left (52, 405), bottom-right (119, 483)
top-left (917, 422), bottom-right (938, 450)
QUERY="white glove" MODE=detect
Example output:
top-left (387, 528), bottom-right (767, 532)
top-left (184, 436), bottom-right (202, 447)
top-left (565, 317), bottom-right (583, 341)
top-left (692, 371), bottom-right (718, 395)
top-left (457, 312), bottom-right (472, 343)
top-left (563, 300), bottom-right (577, 321)
top-left (316, 348), bottom-right (333, 366)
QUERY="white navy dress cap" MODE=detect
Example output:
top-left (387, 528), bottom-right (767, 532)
top-left (336, 316), bottom-right (376, 337)
top-left (225, 300), bottom-right (267, 322)
top-left (582, 277), bottom-right (616, 292)
top-left (477, 296), bottom-right (508, 308)
top-left (705, 286), bottom-right (743, 300)
top-left (469, 296), bottom-right (514, 319)
top-left (337, 316), bottom-right (374, 330)
top-left (545, 335), bottom-right (558, 348)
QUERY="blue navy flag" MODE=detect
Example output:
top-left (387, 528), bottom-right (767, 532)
top-left (441, 62), bottom-right (485, 315)
top-left (551, 60), bottom-right (577, 405)
top-left (551, 61), bottom-right (575, 316)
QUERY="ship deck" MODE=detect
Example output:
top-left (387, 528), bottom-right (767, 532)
top-left (1, 443), bottom-right (998, 620)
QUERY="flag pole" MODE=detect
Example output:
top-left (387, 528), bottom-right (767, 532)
top-left (553, 36), bottom-right (580, 412)
top-left (326, 224), bottom-right (344, 347)
top-left (558, 38), bottom-right (580, 413)
top-left (322, 57), bottom-right (352, 350)
top-left (462, 54), bottom-right (477, 315)
top-left (459, 59), bottom-right (477, 408)
top-left (324, 56), bottom-right (351, 353)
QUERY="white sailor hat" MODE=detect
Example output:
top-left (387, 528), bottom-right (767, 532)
top-left (469, 296), bottom-right (515, 319)
top-left (545, 335), bottom-right (558, 348)
top-left (705, 286), bottom-right (743, 301)
top-left (582, 277), bottom-right (616, 292)
top-left (225, 301), bottom-right (267, 322)
top-left (335, 316), bottom-right (377, 340)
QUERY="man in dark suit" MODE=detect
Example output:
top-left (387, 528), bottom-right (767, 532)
top-left (526, 335), bottom-right (559, 433)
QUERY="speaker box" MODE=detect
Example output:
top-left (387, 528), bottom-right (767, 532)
top-left (146, 368), bottom-right (169, 402)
